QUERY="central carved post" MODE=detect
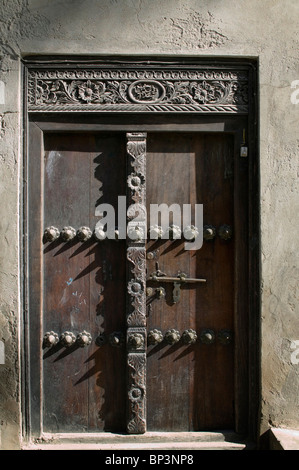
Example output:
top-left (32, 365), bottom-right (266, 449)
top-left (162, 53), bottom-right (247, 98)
top-left (126, 132), bottom-right (147, 434)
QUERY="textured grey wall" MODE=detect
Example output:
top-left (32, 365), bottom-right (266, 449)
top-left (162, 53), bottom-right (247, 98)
top-left (0, 0), bottom-right (298, 449)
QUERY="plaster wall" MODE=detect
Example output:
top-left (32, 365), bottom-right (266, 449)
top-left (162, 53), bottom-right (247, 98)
top-left (0, 0), bottom-right (298, 449)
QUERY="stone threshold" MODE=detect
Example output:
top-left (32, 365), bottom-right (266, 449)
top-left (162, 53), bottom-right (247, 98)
top-left (269, 428), bottom-right (299, 450)
top-left (23, 431), bottom-right (255, 450)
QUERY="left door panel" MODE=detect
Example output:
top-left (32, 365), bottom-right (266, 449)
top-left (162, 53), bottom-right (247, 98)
top-left (28, 130), bottom-right (127, 434)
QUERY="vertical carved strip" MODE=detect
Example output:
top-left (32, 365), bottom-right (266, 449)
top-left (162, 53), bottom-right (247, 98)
top-left (126, 132), bottom-right (147, 434)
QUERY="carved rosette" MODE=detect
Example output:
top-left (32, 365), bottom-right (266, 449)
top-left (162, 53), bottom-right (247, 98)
top-left (27, 67), bottom-right (249, 114)
top-left (126, 132), bottom-right (147, 434)
top-left (127, 328), bottom-right (146, 350)
top-left (127, 248), bottom-right (146, 327)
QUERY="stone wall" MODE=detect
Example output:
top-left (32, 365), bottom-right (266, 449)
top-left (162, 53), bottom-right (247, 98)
top-left (0, 0), bottom-right (298, 449)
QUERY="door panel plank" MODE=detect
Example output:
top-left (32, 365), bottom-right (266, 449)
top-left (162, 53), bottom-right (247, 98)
top-left (146, 133), bottom-right (234, 431)
top-left (42, 133), bottom-right (126, 433)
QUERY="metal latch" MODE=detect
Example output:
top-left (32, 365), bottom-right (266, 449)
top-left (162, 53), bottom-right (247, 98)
top-left (148, 271), bottom-right (206, 304)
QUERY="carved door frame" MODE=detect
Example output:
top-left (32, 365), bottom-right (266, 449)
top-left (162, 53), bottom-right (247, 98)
top-left (21, 57), bottom-right (259, 442)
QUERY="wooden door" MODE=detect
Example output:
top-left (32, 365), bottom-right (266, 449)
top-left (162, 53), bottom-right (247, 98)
top-left (146, 132), bottom-right (234, 431)
top-left (28, 127), bottom-right (242, 435)
top-left (41, 132), bottom-right (127, 432)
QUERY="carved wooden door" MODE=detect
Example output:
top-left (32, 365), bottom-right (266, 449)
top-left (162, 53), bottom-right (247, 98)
top-left (34, 129), bottom-right (236, 435)
top-left (26, 59), bottom-right (256, 440)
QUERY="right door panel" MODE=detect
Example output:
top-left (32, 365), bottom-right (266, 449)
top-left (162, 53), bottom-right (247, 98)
top-left (146, 132), bottom-right (235, 431)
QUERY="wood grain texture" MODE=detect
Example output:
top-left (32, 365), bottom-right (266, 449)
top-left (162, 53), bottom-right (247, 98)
top-left (146, 133), bottom-right (234, 431)
top-left (42, 133), bottom-right (126, 432)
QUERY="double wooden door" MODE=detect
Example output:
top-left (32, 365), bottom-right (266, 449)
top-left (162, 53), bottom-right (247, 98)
top-left (28, 125), bottom-right (246, 435)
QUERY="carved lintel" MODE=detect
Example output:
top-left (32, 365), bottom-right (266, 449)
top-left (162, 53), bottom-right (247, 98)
top-left (27, 66), bottom-right (249, 114)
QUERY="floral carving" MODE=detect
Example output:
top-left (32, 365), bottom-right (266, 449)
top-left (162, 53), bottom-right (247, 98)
top-left (77, 80), bottom-right (104, 102)
top-left (126, 132), bottom-right (147, 434)
top-left (127, 247), bottom-right (146, 282)
top-left (28, 67), bottom-right (249, 113)
top-left (33, 78), bottom-right (246, 106)
top-left (34, 78), bottom-right (129, 105)
top-left (126, 248), bottom-right (146, 328)
top-left (128, 80), bottom-right (166, 103)
top-left (190, 80), bottom-right (227, 104)
top-left (127, 173), bottom-right (144, 191)
top-left (127, 142), bottom-right (146, 175)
